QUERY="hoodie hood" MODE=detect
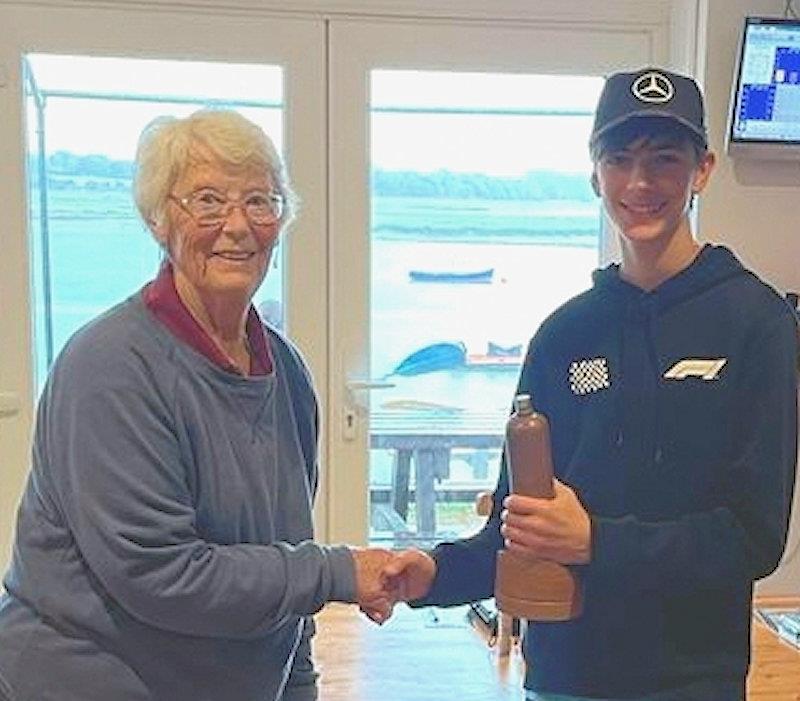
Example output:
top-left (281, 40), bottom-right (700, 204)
top-left (591, 244), bottom-right (749, 314)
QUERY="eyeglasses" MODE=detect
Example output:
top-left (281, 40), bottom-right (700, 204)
top-left (169, 187), bottom-right (284, 227)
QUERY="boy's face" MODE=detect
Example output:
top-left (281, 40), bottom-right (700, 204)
top-left (591, 135), bottom-right (715, 246)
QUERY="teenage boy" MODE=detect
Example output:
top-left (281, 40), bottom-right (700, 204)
top-left (385, 68), bottom-right (799, 700)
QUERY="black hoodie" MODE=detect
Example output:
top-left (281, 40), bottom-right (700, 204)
top-left (422, 245), bottom-right (798, 697)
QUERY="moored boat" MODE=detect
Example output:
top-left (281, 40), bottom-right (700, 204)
top-left (466, 342), bottom-right (523, 368)
top-left (409, 268), bottom-right (494, 284)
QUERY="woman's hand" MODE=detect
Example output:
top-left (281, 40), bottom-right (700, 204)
top-left (351, 547), bottom-right (396, 624)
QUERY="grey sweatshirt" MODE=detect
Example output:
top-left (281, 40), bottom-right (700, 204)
top-left (0, 294), bottom-right (356, 701)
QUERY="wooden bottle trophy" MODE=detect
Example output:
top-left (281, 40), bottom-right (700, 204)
top-left (494, 393), bottom-right (583, 621)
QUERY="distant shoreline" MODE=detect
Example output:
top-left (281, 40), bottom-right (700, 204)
top-left (373, 231), bottom-right (596, 247)
top-left (34, 184), bottom-right (600, 247)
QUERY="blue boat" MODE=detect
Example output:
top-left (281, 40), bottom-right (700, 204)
top-left (388, 341), bottom-right (467, 376)
top-left (409, 268), bottom-right (494, 284)
top-left (487, 342), bottom-right (522, 357)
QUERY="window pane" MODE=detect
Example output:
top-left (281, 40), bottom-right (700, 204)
top-left (24, 54), bottom-right (285, 391)
top-left (368, 70), bottom-right (603, 548)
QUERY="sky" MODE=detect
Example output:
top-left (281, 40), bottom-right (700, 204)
top-left (26, 54), bottom-right (602, 176)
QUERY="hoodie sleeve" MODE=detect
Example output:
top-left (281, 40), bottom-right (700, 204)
top-left (414, 338), bottom-right (542, 607)
top-left (588, 309), bottom-right (798, 594)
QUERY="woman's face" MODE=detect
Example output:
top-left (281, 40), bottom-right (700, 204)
top-left (153, 153), bottom-right (280, 306)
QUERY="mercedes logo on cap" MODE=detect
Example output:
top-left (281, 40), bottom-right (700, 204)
top-left (631, 72), bottom-right (674, 103)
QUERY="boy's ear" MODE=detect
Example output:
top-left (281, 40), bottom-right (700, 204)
top-left (692, 151), bottom-right (716, 195)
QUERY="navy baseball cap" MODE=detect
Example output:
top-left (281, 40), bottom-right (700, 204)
top-left (589, 67), bottom-right (708, 149)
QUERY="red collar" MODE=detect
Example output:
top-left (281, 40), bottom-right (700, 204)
top-left (143, 262), bottom-right (272, 376)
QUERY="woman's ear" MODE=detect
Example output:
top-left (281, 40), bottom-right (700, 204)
top-left (590, 170), bottom-right (600, 197)
top-left (148, 213), bottom-right (170, 247)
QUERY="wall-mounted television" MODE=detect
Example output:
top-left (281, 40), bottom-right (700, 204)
top-left (727, 17), bottom-right (800, 160)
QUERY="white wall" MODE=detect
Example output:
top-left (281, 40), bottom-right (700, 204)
top-left (697, 0), bottom-right (800, 598)
top-left (699, 0), bottom-right (800, 294)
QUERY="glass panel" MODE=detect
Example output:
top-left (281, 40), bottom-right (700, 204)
top-left (368, 70), bottom-right (604, 548)
top-left (24, 54), bottom-right (285, 391)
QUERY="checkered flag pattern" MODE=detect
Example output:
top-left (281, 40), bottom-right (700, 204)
top-left (569, 358), bottom-right (610, 395)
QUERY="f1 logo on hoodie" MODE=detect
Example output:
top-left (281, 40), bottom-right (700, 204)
top-left (663, 358), bottom-right (727, 381)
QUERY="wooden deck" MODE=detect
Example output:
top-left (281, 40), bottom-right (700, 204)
top-left (370, 408), bottom-right (508, 447)
top-left (369, 408), bottom-right (505, 537)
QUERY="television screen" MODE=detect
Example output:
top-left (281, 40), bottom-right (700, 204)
top-left (727, 17), bottom-right (800, 159)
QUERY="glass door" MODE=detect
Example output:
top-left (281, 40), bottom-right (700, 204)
top-left (329, 19), bottom-right (665, 546)
top-left (368, 69), bottom-right (602, 548)
top-left (0, 2), bottom-right (326, 568)
top-left (24, 54), bottom-right (287, 390)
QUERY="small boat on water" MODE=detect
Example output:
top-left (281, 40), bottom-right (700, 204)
top-left (388, 341), bottom-right (467, 376)
top-left (487, 342), bottom-right (522, 357)
top-left (409, 268), bottom-right (494, 284)
top-left (465, 353), bottom-right (523, 368)
top-left (387, 340), bottom-right (523, 376)
top-left (466, 342), bottom-right (523, 369)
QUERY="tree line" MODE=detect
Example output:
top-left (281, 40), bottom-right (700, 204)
top-left (37, 151), bottom-right (594, 201)
top-left (371, 169), bottom-right (594, 201)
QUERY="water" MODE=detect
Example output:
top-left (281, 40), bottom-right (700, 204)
top-left (29, 186), bottom-right (600, 429)
top-left (30, 188), bottom-right (599, 386)
top-left (371, 239), bottom-right (598, 413)
top-left (28, 184), bottom-right (601, 544)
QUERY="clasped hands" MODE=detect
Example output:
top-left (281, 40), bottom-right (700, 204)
top-left (351, 479), bottom-right (591, 625)
top-left (350, 547), bottom-right (435, 624)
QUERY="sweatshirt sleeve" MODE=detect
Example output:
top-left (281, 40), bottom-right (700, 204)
top-left (588, 310), bottom-right (799, 593)
top-left (40, 343), bottom-right (357, 641)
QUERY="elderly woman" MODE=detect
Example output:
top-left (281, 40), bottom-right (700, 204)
top-left (0, 110), bottom-right (390, 701)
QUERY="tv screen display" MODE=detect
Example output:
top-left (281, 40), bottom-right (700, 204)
top-left (727, 17), bottom-right (800, 159)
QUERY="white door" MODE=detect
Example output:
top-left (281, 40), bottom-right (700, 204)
top-left (328, 17), bottom-right (670, 546)
top-left (0, 2), bottom-right (326, 568)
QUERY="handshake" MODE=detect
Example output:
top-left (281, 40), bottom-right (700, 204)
top-left (346, 482), bottom-right (593, 625)
top-left (350, 548), bottom-right (437, 624)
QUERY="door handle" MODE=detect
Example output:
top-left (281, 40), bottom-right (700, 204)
top-left (342, 380), bottom-right (394, 440)
top-left (345, 379), bottom-right (395, 408)
top-left (0, 392), bottom-right (20, 418)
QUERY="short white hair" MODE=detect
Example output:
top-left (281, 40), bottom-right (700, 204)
top-left (133, 109), bottom-right (297, 229)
